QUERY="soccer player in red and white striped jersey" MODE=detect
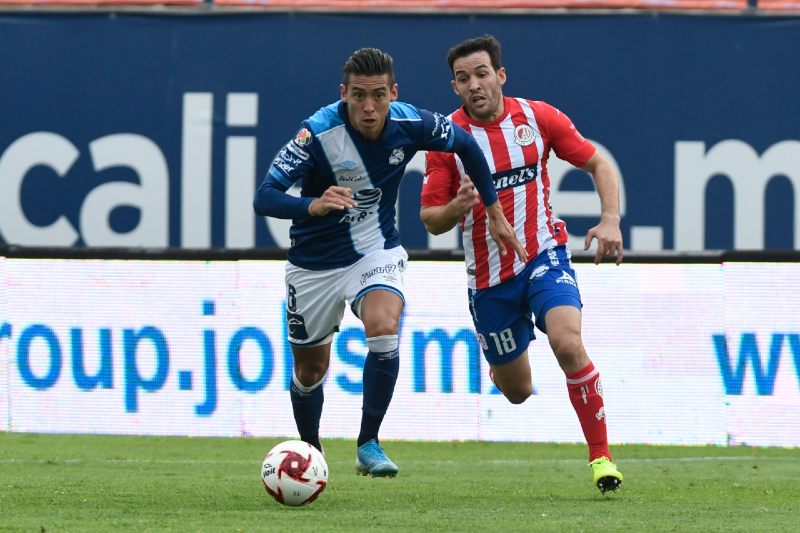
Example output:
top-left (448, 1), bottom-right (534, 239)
top-left (421, 35), bottom-right (624, 493)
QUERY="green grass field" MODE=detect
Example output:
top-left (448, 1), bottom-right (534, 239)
top-left (1, 433), bottom-right (797, 532)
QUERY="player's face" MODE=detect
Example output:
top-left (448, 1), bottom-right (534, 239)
top-left (451, 51), bottom-right (507, 122)
top-left (341, 74), bottom-right (398, 141)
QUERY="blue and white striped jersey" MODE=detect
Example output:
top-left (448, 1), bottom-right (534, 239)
top-left (254, 100), bottom-right (496, 270)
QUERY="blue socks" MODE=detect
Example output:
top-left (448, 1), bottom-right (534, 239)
top-left (357, 349), bottom-right (400, 446)
top-left (290, 373), bottom-right (324, 452)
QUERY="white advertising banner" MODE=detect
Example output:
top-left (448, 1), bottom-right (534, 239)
top-left (720, 263), bottom-right (800, 447)
top-left (0, 256), bottom-right (7, 431)
top-left (0, 258), bottom-right (798, 447)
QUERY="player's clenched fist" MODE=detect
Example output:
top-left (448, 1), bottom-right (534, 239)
top-left (309, 186), bottom-right (359, 216)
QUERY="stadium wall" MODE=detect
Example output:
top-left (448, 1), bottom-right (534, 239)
top-left (1, 250), bottom-right (799, 447)
top-left (1, 12), bottom-right (799, 252)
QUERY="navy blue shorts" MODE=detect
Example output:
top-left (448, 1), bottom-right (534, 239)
top-left (468, 245), bottom-right (582, 366)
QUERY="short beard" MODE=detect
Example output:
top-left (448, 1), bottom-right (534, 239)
top-left (465, 104), bottom-right (497, 122)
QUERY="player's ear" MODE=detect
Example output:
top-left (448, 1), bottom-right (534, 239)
top-left (390, 83), bottom-right (398, 101)
top-left (497, 67), bottom-right (507, 87)
top-left (451, 79), bottom-right (458, 95)
top-left (339, 83), bottom-right (347, 101)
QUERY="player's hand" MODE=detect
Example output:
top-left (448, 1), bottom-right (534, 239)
top-left (486, 202), bottom-right (528, 263)
top-left (308, 186), bottom-right (358, 216)
top-left (452, 176), bottom-right (480, 217)
top-left (584, 218), bottom-right (623, 265)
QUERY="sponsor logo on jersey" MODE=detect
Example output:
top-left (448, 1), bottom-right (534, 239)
top-left (352, 188), bottom-right (381, 210)
top-left (360, 263), bottom-right (398, 285)
top-left (339, 160), bottom-right (357, 170)
top-left (431, 112), bottom-right (452, 141)
top-left (513, 124), bottom-right (535, 146)
top-left (548, 248), bottom-right (560, 266)
top-left (294, 128), bottom-right (313, 146)
top-left (389, 148), bottom-right (405, 165)
top-left (339, 188), bottom-right (382, 224)
top-left (492, 165), bottom-right (538, 192)
top-left (276, 147), bottom-right (304, 167)
top-left (286, 141), bottom-right (310, 160)
top-left (595, 378), bottom-right (603, 397)
top-left (556, 271), bottom-right (577, 287)
top-left (337, 174), bottom-right (367, 184)
top-left (274, 159), bottom-right (295, 176)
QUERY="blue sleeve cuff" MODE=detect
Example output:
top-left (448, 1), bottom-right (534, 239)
top-left (253, 177), bottom-right (314, 219)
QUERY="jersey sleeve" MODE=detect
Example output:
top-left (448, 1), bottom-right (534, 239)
top-left (253, 126), bottom-right (316, 219)
top-left (421, 151), bottom-right (460, 207)
top-left (266, 126), bottom-right (317, 188)
top-left (538, 101), bottom-right (596, 167)
top-left (416, 108), bottom-right (497, 206)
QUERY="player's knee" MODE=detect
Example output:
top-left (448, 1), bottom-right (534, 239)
top-left (503, 383), bottom-right (532, 405)
top-left (549, 333), bottom-right (584, 363)
top-left (295, 364), bottom-right (328, 387)
top-left (362, 315), bottom-right (399, 338)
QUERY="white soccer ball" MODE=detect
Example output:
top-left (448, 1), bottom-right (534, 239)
top-left (261, 440), bottom-right (328, 507)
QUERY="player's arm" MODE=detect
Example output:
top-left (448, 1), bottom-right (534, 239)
top-left (422, 112), bottom-right (527, 261)
top-left (420, 151), bottom-right (478, 235)
top-left (420, 177), bottom-right (479, 235)
top-left (545, 102), bottom-right (622, 264)
top-left (581, 152), bottom-right (623, 265)
top-left (253, 130), bottom-right (357, 219)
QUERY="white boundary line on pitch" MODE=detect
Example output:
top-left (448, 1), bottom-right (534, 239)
top-left (0, 455), bottom-right (791, 465)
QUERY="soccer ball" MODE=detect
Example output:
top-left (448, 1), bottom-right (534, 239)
top-left (261, 440), bottom-right (328, 507)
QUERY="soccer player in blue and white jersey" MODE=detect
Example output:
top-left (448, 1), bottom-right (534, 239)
top-left (254, 48), bottom-right (526, 478)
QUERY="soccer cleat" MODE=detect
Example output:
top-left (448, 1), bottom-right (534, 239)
top-left (590, 457), bottom-right (623, 494)
top-left (355, 439), bottom-right (399, 478)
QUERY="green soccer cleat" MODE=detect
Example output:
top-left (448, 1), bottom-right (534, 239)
top-left (590, 457), bottom-right (623, 494)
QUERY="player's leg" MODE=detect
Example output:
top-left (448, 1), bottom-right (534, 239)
top-left (470, 271), bottom-right (534, 404)
top-left (488, 349), bottom-right (533, 404)
top-left (358, 289), bottom-right (403, 448)
top-left (290, 343), bottom-right (331, 453)
top-left (532, 245), bottom-right (622, 492)
top-left (544, 305), bottom-right (607, 457)
top-left (543, 306), bottom-right (622, 492)
top-left (285, 264), bottom-right (346, 454)
top-left (353, 289), bottom-right (403, 477)
top-left (345, 248), bottom-right (407, 477)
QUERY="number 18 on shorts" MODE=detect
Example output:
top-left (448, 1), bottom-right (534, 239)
top-left (468, 245), bottom-right (582, 366)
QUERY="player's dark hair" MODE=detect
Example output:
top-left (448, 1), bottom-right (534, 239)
top-left (446, 34), bottom-right (503, 74)
top-left (342, 48), bottom-right (396, 86)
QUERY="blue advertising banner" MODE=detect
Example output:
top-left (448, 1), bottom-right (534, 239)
top-left (1, 12), bottom-right (798, 251)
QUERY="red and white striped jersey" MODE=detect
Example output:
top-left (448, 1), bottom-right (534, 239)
top-left (422, 97), bottom-right (596, 289)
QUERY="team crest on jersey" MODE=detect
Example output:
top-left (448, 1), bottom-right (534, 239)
top-left (294, 128), bottom-right (313, 146)
top-left (389, 148), bottom-right (405, 165)
top-left (530, 265), bottom-right (549, 279)
top-left (513, 124), bottom-right (535, 146)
